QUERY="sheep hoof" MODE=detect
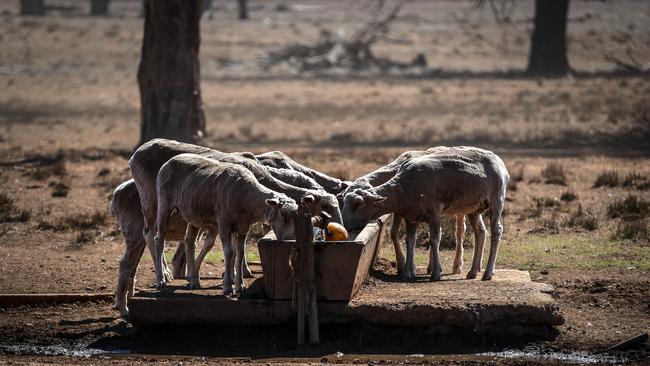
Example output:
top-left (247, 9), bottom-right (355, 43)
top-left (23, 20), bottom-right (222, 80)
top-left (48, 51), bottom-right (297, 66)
top-left (223, 288), bottom-right (233, 296)
top-left (430, 273), bottom-right (442, 282)
top-left (466, 271), bottom-right (478, 279)
top-left (163, 269), bottom-right (174, 283)
top-left (481, 272), bottom-right (493, 281)
top-left (189, 282), bottom-right (201, 290)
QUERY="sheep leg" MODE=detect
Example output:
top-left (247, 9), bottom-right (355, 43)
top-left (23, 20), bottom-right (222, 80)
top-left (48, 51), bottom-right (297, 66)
top-left (114, 238), bottom-right (146, 318)
top-left (466, 212), bottom-right (486, 279)
top-left (402, 221), bottom-right (417, 280)
top-left (183, 225), bottom-right (201, 289)
top-left (171, 243), bottom-right (186, 279)
top-left (153, 203), bottom-right (172, 289)
top-left (390, 214), bottom-right (406, 275)
top-left (144, 228), bottom-right (174, 284)
top-left (428, 214), bottom-right (442, 281)
top-left (241, 243), bottom-right (254, 278)
top-left (219, 229), bottom-right (235, 296)
top-left (234, 232), bottom-right (248, 294)
top-left (452, 215), bottom-right (466, 274)
top-left (482, 198), bottom-right (504, 281)
top-left (195, 229), bottom-right (216, 277)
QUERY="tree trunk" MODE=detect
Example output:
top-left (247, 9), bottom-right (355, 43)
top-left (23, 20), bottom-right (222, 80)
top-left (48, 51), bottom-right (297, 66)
top-left (90, 0), bottom-right (109, 16)
top-left (137, 0), bottom-right (206, 147)
top-left (20, 0), bottom-right (45, 15)
top-left (527, 0), bottom-right (570, 76)
top-left (238, 0), bottom-right (248, 20)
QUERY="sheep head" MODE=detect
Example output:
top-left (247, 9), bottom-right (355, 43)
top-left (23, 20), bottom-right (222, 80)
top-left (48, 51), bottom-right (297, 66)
top-left (342, 188), bottom-right (386, 231)
top-left (265, 195), bottom-right (298, 240)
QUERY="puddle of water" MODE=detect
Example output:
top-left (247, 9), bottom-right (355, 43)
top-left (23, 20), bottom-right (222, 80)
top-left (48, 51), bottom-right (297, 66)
top-left (480, 348), bottom-right (627, 364)
top-left (0, 342), bottom-right (128, 358)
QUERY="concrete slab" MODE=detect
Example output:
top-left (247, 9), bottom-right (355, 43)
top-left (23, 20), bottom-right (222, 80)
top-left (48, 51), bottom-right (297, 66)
top-left (128, 269), bottom-right (563, 339)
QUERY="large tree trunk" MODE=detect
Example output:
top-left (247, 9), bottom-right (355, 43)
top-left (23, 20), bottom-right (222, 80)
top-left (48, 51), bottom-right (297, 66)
top-left (527, 0), bottom-right (570, 76)
top-left (238, 0), bottom-right (248, 20)
top-left (137, 0), bottom-right (206, 147)
top-left (90, 0), bottom-right (109, 16)
top-left (20, 0), bottom-right (45, 15)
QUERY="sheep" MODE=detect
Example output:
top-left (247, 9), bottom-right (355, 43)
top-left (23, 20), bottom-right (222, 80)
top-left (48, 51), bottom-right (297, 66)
top-left (340, 147), bottom-right (467, 276)
top-left (256, 150), bottom-right (347, 194)
top-left (155, 153), bottom-right (300, 294)
top-left (129, 138), bottom-right (343, 287)
top-left (111, 179), bottom-right (188, 317)
top-left (342, 146), bottom-right (509, 281)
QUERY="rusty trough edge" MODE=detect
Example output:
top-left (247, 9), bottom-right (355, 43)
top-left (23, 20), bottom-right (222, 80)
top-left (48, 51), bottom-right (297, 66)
top-left (0, 293), bottom-right (114, 307)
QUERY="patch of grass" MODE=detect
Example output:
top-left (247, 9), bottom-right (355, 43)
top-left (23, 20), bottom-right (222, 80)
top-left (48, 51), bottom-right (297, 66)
top-left (565, 204), bottom-right (598, 231)
top-left (541, 163), bottom-right (567, 186)
top-left (593, 170), bottom-right (619, 188)
top-left (28, 155), bottom-right (67, 181)
top-left (0, 193), bottom-right (31, 223)
top-left (560, 190), bottom-right (578, 202)
top-left (614, 219), bottom-right (649, 241)
top-left (497, 234), bottom-right (650, 271)
top-left (622, 171), bottom-right (644, 187)
top-left (37, 210), bottom-right (107, 232)
top-left (49, 181), bottom-right (70, 197)
top-left (538, 210), bottom-right (560, 234)
top-left (68, 230), bottom-right (97, 249)
top-left (511, 163), bottom-right (525, 182)
top-left (607, 195), bottom-right (650, 220)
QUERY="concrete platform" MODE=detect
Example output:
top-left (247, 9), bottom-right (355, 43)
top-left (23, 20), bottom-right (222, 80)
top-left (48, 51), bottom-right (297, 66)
top-left (128, 269), bottom-right (563, 339)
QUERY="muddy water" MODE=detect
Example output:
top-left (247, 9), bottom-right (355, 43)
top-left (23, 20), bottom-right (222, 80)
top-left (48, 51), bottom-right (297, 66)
top-left (0, 341), bottom-right (628, 364)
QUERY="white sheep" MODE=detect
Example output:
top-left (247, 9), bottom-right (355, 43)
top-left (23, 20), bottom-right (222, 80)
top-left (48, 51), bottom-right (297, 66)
top-left (340, 147), bottom-right (467, 276)
top-left (155, 154), bottom-right (301, 294)
top-left (111, 179), bottom-right (188, 317)
top-left (129, 139), bottom-right (343, 287)
top-left (342, 146), bottom-right (509, 281)
top-left (256, 150), bottom-right (347, 194)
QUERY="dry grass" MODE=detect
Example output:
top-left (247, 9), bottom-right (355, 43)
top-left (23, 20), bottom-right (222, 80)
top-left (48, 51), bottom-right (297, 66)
top-left (607, 196), bottom-right (650, 220)
top-left (593, 170), bottom-right (620, 188)
top-left (0, 192), bottom-right (31, 223)
top-left (614, 219), bottom-right (649, 241)
top-left (37, 210), bottom-right (107, 232)
top-left (541, 163), bottom-right (568, 186)
top-left (565, 204), bottom-right (598, 231)
top-left (560, 190), bottom-right (578, 202)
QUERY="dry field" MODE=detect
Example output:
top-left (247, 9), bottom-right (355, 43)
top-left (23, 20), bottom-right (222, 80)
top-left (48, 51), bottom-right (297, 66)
top-left (1, 0), bottom-right (649, 364)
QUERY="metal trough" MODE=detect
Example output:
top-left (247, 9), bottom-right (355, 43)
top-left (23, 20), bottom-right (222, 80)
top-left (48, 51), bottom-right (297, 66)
top-left (257, 215), bottom-right (389, 301)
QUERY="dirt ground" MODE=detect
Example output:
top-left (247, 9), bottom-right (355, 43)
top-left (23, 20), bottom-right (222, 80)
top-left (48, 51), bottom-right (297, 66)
top-left (1, 0), bottom-right (650, 364)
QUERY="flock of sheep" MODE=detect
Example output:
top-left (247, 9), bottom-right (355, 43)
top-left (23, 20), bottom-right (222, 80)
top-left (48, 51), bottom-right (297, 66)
top-left (111, 139), bottom-right (510, 317)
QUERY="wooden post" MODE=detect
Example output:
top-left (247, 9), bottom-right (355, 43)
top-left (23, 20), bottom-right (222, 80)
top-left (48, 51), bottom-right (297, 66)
top-left (292, 205), bottom-right (319, 345)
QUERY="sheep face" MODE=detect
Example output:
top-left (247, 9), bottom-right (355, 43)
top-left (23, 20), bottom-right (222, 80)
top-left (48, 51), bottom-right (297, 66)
top-left (342, 188), bottom-right (386, 231)
top-left (265, 196), bottom-right (298, 240)
top-left (301, 192), bottom-right (344, 226)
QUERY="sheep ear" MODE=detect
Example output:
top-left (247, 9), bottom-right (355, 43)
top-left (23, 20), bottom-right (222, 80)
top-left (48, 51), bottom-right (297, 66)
top-left (301, 195), bottom-right (316, 204)
top-left (266, 198), bottom-right (280, 206)
top-left (368, 194), bottom-right (387, 203)
top-left (339, 181), bottom-right (350, 191)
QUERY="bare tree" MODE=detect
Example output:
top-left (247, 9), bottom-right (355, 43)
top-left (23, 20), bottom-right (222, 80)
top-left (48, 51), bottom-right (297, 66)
top-left (90, 0), bottom-right (109, 16)
top-left (238, 0), bottom-right (248, 20)
top-left (20, 0), bottom-right (45, 15)
top-left (137, 0), bottom-right (206, 147)
top-left (527, 0), bottom-right (570, 76)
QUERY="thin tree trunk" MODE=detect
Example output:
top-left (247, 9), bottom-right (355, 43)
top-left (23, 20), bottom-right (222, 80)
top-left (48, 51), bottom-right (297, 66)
top-left (527, 0), bottom-right (570, 76)
top-left (90, 0), bottom-right (110, 16)
top-left (238, 0), bottom-right (248, 20)
top-left (20, 0), bottom-right (45, 15)
top-left (137, 0), bottom-right (206, 147)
